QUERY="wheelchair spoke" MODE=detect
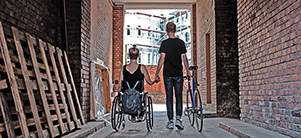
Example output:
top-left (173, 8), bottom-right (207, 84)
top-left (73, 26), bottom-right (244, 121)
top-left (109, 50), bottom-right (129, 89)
top-left (111, 96), bottom-right (123, 132)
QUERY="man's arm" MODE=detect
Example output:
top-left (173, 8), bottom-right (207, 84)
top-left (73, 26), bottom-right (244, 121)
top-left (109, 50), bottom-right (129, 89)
top-left (155, 53), bottom-right (166, 78)
top-left (182, 53), bottom-right (191, 77)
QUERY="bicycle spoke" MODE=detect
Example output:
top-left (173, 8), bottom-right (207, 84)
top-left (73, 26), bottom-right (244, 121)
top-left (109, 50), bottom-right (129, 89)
top-left (194, 90), bottom-right (203, 132)
top-left (186, 89), bottom-right (194, 126)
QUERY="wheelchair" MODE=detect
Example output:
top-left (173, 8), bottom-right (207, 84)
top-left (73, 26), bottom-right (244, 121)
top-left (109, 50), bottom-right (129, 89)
top-left (111, 81), bottom-right (154, 132)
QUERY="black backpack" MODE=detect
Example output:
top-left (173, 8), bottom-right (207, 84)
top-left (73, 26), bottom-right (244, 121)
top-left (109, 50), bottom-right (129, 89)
top-left (122, 81), bottom-right (142, 115)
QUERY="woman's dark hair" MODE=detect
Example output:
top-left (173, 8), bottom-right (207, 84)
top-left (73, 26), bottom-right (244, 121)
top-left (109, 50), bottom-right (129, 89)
top-left (129, 44), bottom-right (139, 59)
top-left (166, 22), bottom-right (176, 33)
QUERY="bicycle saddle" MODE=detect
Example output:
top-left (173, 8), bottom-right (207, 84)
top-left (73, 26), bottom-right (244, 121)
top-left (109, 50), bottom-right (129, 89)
top-left (189, 65), bottom-right (198, 70)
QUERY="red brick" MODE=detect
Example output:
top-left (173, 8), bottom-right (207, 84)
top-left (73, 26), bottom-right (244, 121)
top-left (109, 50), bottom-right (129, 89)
top-left (112, 6), bottom-right (124, 92)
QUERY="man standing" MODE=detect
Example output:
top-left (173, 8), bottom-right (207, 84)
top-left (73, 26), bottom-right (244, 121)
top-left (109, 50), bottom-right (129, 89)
top-left (155, 22), bottom-right (191, 129)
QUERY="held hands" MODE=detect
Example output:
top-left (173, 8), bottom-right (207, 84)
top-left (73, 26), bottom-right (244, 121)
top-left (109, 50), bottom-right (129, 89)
top-left (186, 71), bottom-right (192, 78)
top-left (155, 76), bottom-right (160, 83)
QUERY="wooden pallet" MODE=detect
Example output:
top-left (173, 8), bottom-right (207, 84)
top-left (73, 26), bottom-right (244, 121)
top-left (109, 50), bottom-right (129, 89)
top-left (0, 22), bottom-right (85, 138)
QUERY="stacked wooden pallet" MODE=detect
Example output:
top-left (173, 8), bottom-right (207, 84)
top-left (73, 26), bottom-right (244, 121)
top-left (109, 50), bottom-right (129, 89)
top-left (0, 22), bottom-right (85, 137)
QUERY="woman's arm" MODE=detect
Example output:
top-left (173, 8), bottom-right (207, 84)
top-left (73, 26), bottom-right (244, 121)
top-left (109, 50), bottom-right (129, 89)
top-left (141, 64), bottom-right (156, 85)
top-left (117, 66), bottom-right (124, 92)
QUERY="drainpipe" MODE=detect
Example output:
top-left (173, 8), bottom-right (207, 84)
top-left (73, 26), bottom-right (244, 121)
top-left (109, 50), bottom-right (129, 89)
top-left (63, 0), bottom-right (68, 54)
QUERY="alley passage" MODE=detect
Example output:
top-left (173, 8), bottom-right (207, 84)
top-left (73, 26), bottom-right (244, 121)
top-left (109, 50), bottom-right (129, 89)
top-left (88, 111), bottom-right (238, 138)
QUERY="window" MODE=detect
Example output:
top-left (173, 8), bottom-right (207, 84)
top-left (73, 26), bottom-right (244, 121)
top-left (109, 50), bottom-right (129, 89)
top-left (206, 34), bottom-right (211, 104)
top-left (176, 18), bottom-right (179, 23)
top-left (186, 44), bottom-right (191, 49)
top-left (138, 52), bottom-right (141, 63)
top-left (185, 32), bottom-right (190, 42)
top-left (127, 25), bottom-right (130, 27)
top-left (127, 29), bottom-right (130, 35)
top-left (154, 53), bottom-right (157, 64)
top-left (186, 13), bottom-right (189, 19)
top-left (138, 30), bottom-right (141, 36)
top-left (148, 53), bottom-right (151, 64)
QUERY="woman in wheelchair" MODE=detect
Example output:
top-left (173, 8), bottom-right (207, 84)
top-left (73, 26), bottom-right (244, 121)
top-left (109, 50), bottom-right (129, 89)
top-left (117, 45), bottom-right (159, 122)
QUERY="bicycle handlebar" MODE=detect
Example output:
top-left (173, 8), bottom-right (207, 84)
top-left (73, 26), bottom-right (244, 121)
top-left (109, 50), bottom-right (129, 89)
top-left (183, 76), bottom-right (191, 80)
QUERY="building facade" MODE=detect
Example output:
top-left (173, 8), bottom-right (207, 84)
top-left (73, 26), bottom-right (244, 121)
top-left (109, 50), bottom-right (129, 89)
top-left (124, 9), bottom-right (192, 65)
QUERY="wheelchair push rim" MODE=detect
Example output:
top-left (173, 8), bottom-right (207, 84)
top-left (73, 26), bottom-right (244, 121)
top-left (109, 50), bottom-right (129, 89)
top-left (111, 96), bottom-right (123, 131)
top-left (146, 96), bottom-right (153, 131)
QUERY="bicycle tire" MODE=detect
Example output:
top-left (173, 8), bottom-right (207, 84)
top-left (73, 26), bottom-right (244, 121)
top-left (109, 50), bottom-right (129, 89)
top-left (194, 89), bottom-right (203, 132)
top-left (186, 89), bottom-right (194, 126)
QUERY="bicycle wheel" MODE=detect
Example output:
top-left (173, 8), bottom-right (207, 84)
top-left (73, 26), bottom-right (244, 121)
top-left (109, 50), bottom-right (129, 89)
top-left (194, 89), bottom-right (203, 132)
top-left (111, 96), bottom-right (122, 131)
top-left (186, 89), bottom-right (194, 126)
top-left (146, 96), bottom-right (153, 131)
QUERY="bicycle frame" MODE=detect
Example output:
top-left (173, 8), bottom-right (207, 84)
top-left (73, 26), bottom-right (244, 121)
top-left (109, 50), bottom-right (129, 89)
top-left (187, 71), bottom-right (198, 111)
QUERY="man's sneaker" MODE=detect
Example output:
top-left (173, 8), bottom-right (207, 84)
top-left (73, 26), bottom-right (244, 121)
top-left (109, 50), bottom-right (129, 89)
top-left (175, 118), bottom-right (184, 129)
top-left (166, 121), bottom-right (174, 129)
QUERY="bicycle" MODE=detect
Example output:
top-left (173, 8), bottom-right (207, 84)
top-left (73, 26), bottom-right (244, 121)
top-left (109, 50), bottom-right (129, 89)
top-left (184, 65), bottom-right (203, 132)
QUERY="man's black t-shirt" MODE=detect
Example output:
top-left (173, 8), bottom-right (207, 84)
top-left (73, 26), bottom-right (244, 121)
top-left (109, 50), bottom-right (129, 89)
top-left (159, 38), bottom-right (187, 77)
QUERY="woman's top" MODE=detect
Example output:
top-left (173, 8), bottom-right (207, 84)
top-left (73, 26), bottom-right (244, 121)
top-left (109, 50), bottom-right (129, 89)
top-left (122, 64), bottom-right (144, 92)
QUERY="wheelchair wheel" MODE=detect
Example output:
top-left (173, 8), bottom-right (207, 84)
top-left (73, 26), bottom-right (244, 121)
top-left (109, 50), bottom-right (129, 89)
top-left (146, 96), bottom-right (153, 131)
top-left (194, 89), bottom-right (203, 132)
top-left (111, 96), bottom-right (123, 131)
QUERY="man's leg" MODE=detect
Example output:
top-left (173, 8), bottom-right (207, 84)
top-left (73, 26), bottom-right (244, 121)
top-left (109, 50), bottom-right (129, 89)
top-left (164, 76), bottom-right (174, 121)
top-left (174, 76), bottom-right (183, 118)
top-left (174, 76), bottom-right (184, 129)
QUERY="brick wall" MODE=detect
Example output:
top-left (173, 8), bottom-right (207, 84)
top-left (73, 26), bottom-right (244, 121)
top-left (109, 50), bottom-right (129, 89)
top-left (90, 0), bottom-right (113, 71)
top-left (238, 0), bottom-right (300, 137)
top-left (196, 0), bottom-right (217, 112)
top-left (112, 6), bottom-right (124, 92)
top-left (215, 0), bottom-right (239, 117)
top-left (65, 0), bottom-right (91, 121)
top-left (80, 0), bottom-right (91, 122)
top-left (144, 66), bottom-right (165, 103)
top-left (0, 0), bottom-right (93, 122)
top-left (0, 0), bottom-right (63, 47)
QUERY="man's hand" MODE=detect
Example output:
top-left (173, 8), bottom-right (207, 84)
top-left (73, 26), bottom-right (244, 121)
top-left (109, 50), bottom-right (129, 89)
top-left (186, 71), bottom-right (192, 77)
top-left (155, 76), bottom-right (160, 83)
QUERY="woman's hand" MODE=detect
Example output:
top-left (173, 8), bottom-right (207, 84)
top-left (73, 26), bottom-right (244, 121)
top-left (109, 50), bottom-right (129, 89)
top-left (155, 76), bottom-right (160, 83)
